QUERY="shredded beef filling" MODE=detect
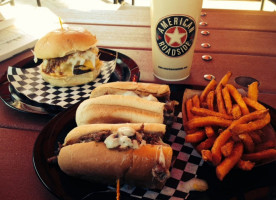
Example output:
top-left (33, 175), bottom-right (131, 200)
top-left (47, 128), bottom-right (165, 163)
top-left (164, 100), bottom-right (179, 125)
top-left (65, 129), bottom-right (163, 147)
top-left (66, 130), bottom-right (111, 145)
top-left (140, 132), bottom-right (163, 145)
top-left (45, 55), bottom-right (71, 74)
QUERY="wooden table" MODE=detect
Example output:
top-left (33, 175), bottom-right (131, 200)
top-left (0, 5), bottom-right (275, 200)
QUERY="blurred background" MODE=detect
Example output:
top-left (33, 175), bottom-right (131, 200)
top-left (0, 0), bottom-right (275, 62)
top-left (1, 0), bottom-right (276, 11)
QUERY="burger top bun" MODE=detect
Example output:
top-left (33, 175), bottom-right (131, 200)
top-left (34, 27), bottom-right (97, 59)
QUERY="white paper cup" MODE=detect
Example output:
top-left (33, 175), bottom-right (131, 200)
top-left (150, 0), bottom-right (203, 81)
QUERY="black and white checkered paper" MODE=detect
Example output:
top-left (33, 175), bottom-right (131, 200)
top-left (7, 60), bottom-right (116, 108)
top-left (109, 112), bottom-right (204, 200)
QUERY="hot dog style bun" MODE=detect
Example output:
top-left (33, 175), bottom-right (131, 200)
top-left (57, 123), bottom-right (173, 189)
top-left (33, 27), bottom-right (102, 87)
top-left (90, 81), bottom-right (170, 100)
top-left (76, 95), bottom-right (166, 126)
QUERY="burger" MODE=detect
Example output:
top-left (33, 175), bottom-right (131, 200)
top-left (33, 27), bottom-right (102, 87)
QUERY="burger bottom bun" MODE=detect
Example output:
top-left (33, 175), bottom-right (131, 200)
top-left (40, 64), bottom-right (101, 87)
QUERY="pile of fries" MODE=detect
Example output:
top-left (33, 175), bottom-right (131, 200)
top-left (182, 71), bottom-right (276, 181)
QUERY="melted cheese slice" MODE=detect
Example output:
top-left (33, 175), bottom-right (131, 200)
top-left (78, 60), bottom-right (94, 71)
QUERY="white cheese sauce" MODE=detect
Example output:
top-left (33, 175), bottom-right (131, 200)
top-left (104, 126), bottom-right (145, 149)
top-left (117, 126), bottom-right (136, 137)
top-left (158, 145), bottom-right (166, 168)
top-left (122, 92), bottom-right (158, 102)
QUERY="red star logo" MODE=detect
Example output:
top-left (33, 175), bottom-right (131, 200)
top-left (165, 26), bottom-right (187, 47)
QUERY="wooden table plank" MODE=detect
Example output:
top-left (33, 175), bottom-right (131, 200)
top-left (80, 24), bottom-right (151, 49)
top-left (60, 6), bottom-right (276, 32)
top-left (0, 128), bottom-right (58, 200)
top-left (195, 29), bottom-right (276, 57)
top-left (74, 24), bottom-right (276, 57)
top-left (60, 7), bottom-right (150, 27)
top-left (200, 10), bottom-right (276, 32)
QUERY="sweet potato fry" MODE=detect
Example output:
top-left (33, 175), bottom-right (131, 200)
top-left (248, 81), bottom-right (259, 101)
top-left (196, 136), bottom-right (216, 152)
top-left (236, 160), bottom-right (255, 171)
top-left (231, 119), bottom-right (270, 135)
top-left (185, 98), bottom-right (194, 121)
top-left (242, 149), bottom-right (276, 162)
top-left (185, 130), bottom-right (206, 143)
top-left (185, 116), bottom-right (232, 130)
top-left (231, 110), bottom-right (270, 135)
top-left (235, 109), bottom-right (269, 124)
top-left (216, 142), bottom-right (243, 181)
top-left (217, 71), bottom-right (232, 87)
top-left (211, 130), bottom-right (232, 166)
top-left (190, 107), bottom-right (233, 120)
top-left (243, 97), bottom-right (271, 130)
top-left (238, 133), bottom-right (255, 153)
top-left (226, 84), bottom-right (249, 115)
top-left (205, 126), bottom-right (215, 138)
top-left (222, 87), bottom-right (232, 115)
top-left (221, 139), bottom-right (235, 157)
top-left (182, 97), bottom-right (188, 131)
top-left (231, 104), bottom-right (242, 120)
top-left (215, 85), bottom-right (227, 114)
top-left (200, 79), bottom-right (217, 103)
top-left (192, 95), bottom-right (200, 108)
top-left (201, 150), bottom-right (213, 162)
top-left (243, 98), bottom-right (271, 126)
top-left (243, 97), bottom-right (265, 110)
top-left (211, 109), bottom-right (269, 165)
top-left (206, 91), bottom-right (215, 111)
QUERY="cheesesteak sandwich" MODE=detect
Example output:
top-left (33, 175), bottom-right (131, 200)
top-left (33, 27), bottom-right (102, 87)
top-left (76, 94), bottom-right (178, 126)
top-left (76, 82), bottom-right (178, 126)
top-left (56, 123), bottom-right (173, 189)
